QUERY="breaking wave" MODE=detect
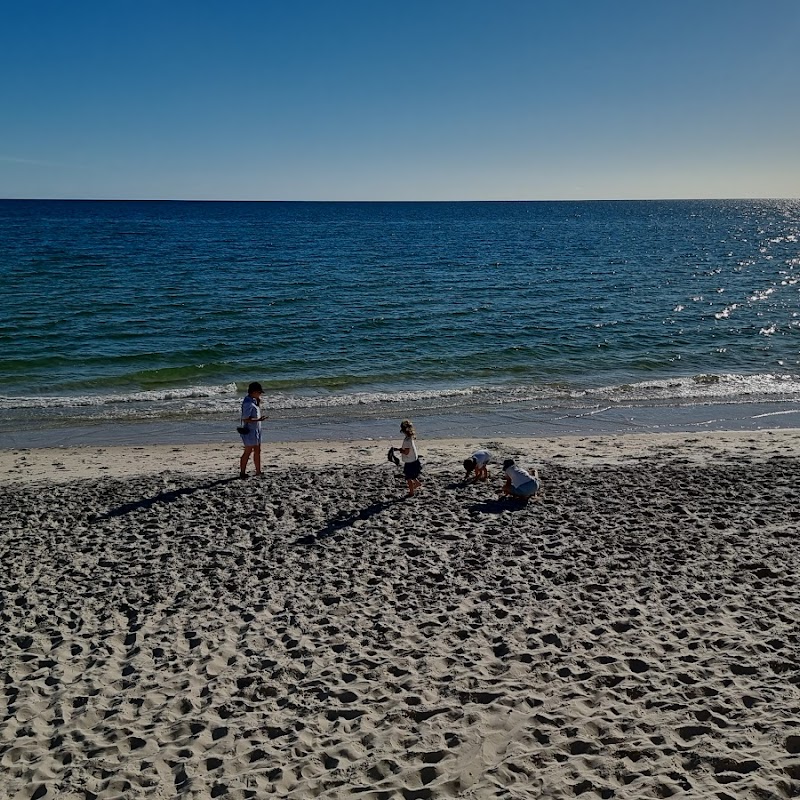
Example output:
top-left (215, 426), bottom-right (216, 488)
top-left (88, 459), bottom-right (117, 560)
top-left (2, 372), bottom-right (800, 420)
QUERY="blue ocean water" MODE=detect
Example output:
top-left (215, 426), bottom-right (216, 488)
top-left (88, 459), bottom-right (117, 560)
top-left (1, 199), bottom-right (799, 444)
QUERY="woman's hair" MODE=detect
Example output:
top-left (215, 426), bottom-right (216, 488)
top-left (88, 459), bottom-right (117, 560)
top-left (463, 458), bottom-right (476, 474)
top-left (400, 419), bottom-right (415, 437)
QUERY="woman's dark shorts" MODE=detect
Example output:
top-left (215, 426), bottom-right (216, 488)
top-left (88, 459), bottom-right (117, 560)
top-left (403, 459), bottom-right (422, 480)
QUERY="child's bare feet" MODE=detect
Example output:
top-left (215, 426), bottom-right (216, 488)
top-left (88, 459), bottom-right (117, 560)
top-left (405, 480), bottom-right (422, 497)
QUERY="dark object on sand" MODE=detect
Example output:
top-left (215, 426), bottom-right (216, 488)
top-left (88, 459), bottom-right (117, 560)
top-left (387, 447), bottom-right (400, 466)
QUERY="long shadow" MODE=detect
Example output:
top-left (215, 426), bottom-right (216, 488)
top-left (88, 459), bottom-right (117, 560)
top-left (96, 477), bottom-right (239, 519)
top-left (468, 498), bottom-right (530, 515)
top-left (446, 478), bottom-right (496, 490)
top-left (296, 498), bottom-right (403, 545)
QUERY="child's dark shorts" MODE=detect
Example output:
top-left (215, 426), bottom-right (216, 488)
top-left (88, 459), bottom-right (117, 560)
top-left (403, 459), bottom-right (422, 480)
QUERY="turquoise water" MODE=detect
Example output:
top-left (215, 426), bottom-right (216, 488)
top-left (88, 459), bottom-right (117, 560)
top-left (1, 199), bottom-right (799, 443)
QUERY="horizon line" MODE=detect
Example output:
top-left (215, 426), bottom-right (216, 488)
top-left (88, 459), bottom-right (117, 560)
top-left (1, 196), bottom-right (798, 203)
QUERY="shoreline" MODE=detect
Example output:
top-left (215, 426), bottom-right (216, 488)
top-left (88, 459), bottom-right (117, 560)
top-left (1, 396), bottom-right (800, 453)
top-left (3, 427), bottom-right (800, 485)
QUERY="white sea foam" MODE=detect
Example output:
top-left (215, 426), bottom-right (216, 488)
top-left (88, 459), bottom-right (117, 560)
top-left (583, 373), bottom-right (800, 403)
top-left (266, 387), bottom-right (478, 409)
top-left (0, 384), bottom-right (480, 413)
top-left (750, 408), bottom-right (800, 418)
top-left (3, 373), bottom-right (800, 419)
top-left (0, 383), bottom-right (238, 410)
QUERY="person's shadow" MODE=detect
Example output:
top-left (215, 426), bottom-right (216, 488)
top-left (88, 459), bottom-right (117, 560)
top-left (468, 497), bottom-right (531, 515)
top-left (296, 498), bottom-right (403, 545)
top-left (95, 477), bottom-right (239, 519)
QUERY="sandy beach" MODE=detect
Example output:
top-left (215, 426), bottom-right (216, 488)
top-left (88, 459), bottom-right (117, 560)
top-left (2, 429), bottom-right (799, 799)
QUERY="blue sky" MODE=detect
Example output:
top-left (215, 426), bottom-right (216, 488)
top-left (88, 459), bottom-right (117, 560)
top-left (2, 0), bottom-right (798, 200)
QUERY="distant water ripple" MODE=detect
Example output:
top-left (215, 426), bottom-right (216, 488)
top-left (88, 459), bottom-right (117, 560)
top-left (0, 199), bottom-right (798, 431)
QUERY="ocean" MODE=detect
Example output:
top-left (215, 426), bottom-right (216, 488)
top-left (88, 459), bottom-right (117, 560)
top-left (1, 199), bottom-right (799, 447)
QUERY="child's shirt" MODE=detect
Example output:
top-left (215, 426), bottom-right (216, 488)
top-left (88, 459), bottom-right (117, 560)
top-left (401, 435), bottom-right (418, 463)
top-left (505, 463), bottom-right (535, 488)
top-left (471, 449), bottom-right (491, 467)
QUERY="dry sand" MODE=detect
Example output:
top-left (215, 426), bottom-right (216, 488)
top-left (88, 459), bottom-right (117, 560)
top-left (1, 430), bottom-right (799, 799)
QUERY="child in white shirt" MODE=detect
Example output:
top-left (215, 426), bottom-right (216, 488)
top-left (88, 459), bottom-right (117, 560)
top-left (463, 449), bottom-right (492, 482)
top-left (500, 458), bottom-right (541, 501)
top-left (398, 419), bottom-right (422, 496)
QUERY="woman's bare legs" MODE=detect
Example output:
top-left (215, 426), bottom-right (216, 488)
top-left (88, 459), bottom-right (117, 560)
top-left (240, 445), bottom-right (262, 477)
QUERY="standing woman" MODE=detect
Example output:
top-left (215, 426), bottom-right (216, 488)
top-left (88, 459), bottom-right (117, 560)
top-left (398, 419), bottom-right (422, 497)
top-left (239, 382), bottom-right (267, 478)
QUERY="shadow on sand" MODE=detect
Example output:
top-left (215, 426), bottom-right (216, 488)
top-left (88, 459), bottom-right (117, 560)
top-left (468, 497), bottom-right (530, 515)
top-left (96, 477), bottom-right (240, 519)
top-left (296, 498), bottom-right (403, 545)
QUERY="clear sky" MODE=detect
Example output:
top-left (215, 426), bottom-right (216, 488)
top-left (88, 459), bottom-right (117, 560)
top-left (2, 0), bottom-right (798, 200)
